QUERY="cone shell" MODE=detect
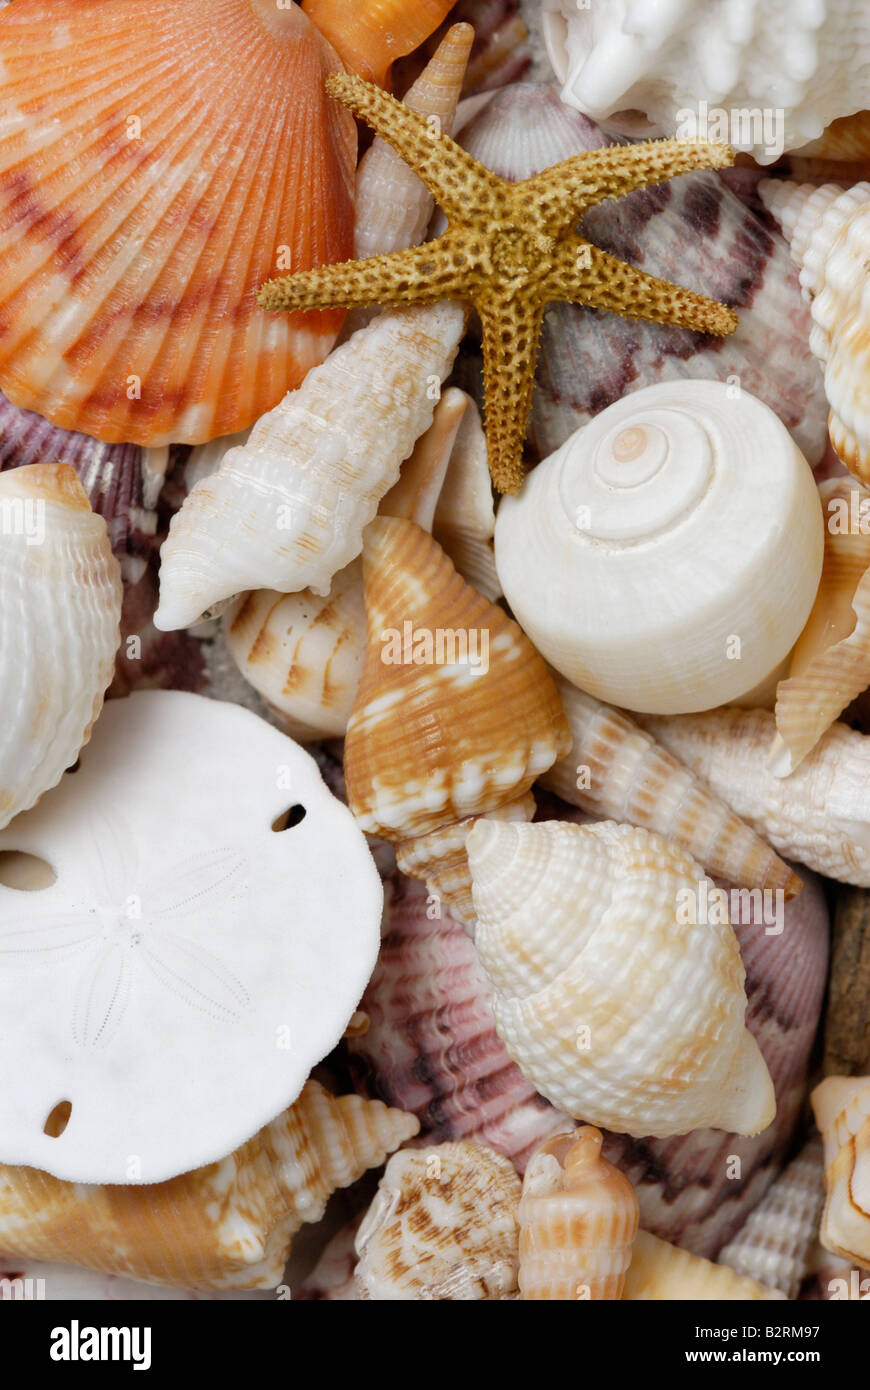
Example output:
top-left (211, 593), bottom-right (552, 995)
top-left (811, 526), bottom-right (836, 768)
top-left (518, 1128), bottom-right (639, 1301)
top-left (347, 871), bottom-right (574, 1172)
top-left (640, 706), bottom-right (870, 887)
top-left (154, 302), bottom-right (465, 630)
top-left (0, 1081), bottom-right (418, 1291)
top-left (761, 179), bottom-right (870, 485)
top-left (824, 887), bottom-right (870, 1077)
top-left (354, 1140), bottom-right (521, 1299)
top-left (771, 478), bottom-right (870, 773)
top-left (542, 678), bottom-right (801, 899)
top-left (301, 0), bottom-right (455, 86)
top-left (432, 392), bottom-right (501, 601)
top-left (0, 464), bottom-right (121, 830)
top-left (346, 517), bottom-right (569, 841)
top-left (352, 24), bottom-right (474, 262)
top-left (456, 85), bottom-right (829, 466)
top-left (0, 0), bottom-right (356, 446)
top-left (719, 1139), bottom-right (825, 1298)
top-left (467, 818), bottom-right (776, 1139)
top-left (811, 1075), bottom-right (870, 1270)
top-left (624, 1230), bottom-right (786, 1301)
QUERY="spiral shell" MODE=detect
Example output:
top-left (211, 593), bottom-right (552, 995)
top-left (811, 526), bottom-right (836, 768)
top-left (344, 517), bottom-right (570, 926)
top-left (771, 477), bottom-right (870, 774)
top-left (354, 1140), bottom-right (521, 1299)
top-left (719, 1139), bottom-right (826, 1297)
top-left (467, 818), bottom-right (775, 1139)
top-left (518, 1128), bottom-right (639, 1301)
top-left (0, 1082), bottom-right (418, 1291)
top-left (432, 393), bottom-right (501, 601)
top-left (541, 0), bottom-right (870, 163)
top-left (811, 1075), bottom-right (870, 1270)
top-left (154, 302), bottom-right (465, 630)
top-left (542, 677), bottom-right (801, 899)
top-left (0, 464), bottom-right (122, 830)
top-left (624, 1230), bottom-right (785, 1301)
top-left (761, 179), bottom-right (870, 485)
top-left (301, 0), bottom-right (455, 86)
top-left (495, 380), bottom-right (824, 714)
top-left (640, 706), bottom-right (870, 887)
top-left (0, 0), bottom-right (356, 446)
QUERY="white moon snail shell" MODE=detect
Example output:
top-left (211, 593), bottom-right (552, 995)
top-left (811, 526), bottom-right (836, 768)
top-left (494, 381), bottom-right (824, 715)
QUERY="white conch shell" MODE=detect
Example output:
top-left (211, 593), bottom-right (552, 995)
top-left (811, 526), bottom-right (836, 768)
top-left (0, 463), bottom-right (121, 831)
top-left (221, 388), bottom-right (468, 743)
top-left (466, 818), bottom-right (776, 1139)
top-left (0, 691), bottom-right (383, 1184)
top-left (542, 676), bottom-right (802, 899)
top-left (518, 1127), bottom-right (639, 1300)
top-left (494, 380), bottom-right (824, 714)
top-left (719, 1138), bottom-right (825, 1298)
top-left (154, 300), bottom-right (466, 630)
top-left (354, 1140), bottom-right (521, 1300)
top-left (760, 178), bottom-right (870, 486)
top-left (541, 0), bottom-right (870, 164)
top-left (770, 477), bottom-right (870, 774)
top-left (624, 1230), bottom-right (786, 1301)
top-left (432, 393), bottom-right (501, 601)
top-left (0, 1081), bottom-right (418, 1291)
top-left (811, 1074), bottom-right (870, 1270)
top-left (639, 706), bottom-right (870, 887)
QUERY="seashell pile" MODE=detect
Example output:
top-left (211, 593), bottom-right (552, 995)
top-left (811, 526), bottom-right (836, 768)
top-left (3, 0), bottom-right (870, 1312)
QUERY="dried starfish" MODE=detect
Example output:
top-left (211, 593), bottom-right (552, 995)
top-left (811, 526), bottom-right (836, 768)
top-left (259, 75), bottom-right (738, 494)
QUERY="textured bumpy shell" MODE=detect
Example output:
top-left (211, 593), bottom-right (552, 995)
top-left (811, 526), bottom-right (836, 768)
top-left (624, 1231), bottom-right (785, 1301)
top-left (494, 379), bottom-right (824, 715)
top-left (455, 85), bottom-right (828, 466)
top-left (354, 1140), bottom-right (521, 1299)
top-left (301, 0), bottom-right (455, 86)
top-left (640, 707), bottom-right (870, 887)
top-left (154, 302), bottom-right (465, 630)
top-left (824, 887), bottom-right (870, 1077)
top-left (344, 518), bottom-right (568, 924)
top-left (0, 0), bottom-right (356, 446)
top-left (467, 818), bottom-right (775, 1139)
top-left (0, 464), bottom-right (121, 831)
top-left (0, 1082), bottom-right (418, 1291)
top-left (811, 1075), bottom-right (870, 1270)
top-left (518, 1128), bottom-right (639, 1300)
top-left (542, 0), bottom-right (870, 163)
top-left (771, 477), bottom-right (870, 774)
top-left (542, 678), bottom-right (801, 898)
top-left (719, 1139), bottom-right (825, 1298)
top-left (761, 179), bottom-right (870, 484)
top-left (347, 872), bottom-right (574, 1171)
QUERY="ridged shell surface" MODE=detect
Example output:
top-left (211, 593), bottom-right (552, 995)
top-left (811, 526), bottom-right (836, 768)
top-left (0, 0), bottom-right (356, 445)
top-left (719, 1139), bottom-right (825, 1298)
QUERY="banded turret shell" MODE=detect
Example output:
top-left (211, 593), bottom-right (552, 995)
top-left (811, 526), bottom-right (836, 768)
top-left (466, 818), bottom-right (776, 1138)
top-left (518, 1127), bottom-right (639, 1300)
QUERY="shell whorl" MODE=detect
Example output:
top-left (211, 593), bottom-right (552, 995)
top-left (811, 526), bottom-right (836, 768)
top-left (495, 380), bottom-right (824, 714)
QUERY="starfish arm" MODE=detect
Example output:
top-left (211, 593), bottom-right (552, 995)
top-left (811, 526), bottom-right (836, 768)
top-left (258, 235), bottom-right (473, 314)
top-left (326, 72), bottom-right (508, 224)
top-left (550, 241), bottom-right (738, 336)
top-left (476, 293), bottom-right (546, 495)
top-left (526, 139), bottom-right (734, 235)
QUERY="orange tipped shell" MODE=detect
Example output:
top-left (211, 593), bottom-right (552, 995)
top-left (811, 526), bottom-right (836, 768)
top-left (344, 516), bottom-right (570, 842)
top-left (518, 1127), bottom-right (639, 1300)
top-left (0, 0), bottom-right (356, 445)
top-left (302, 0), bottom-right (455, 86)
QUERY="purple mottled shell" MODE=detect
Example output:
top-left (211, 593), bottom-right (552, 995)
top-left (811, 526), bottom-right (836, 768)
top-left (454, 85), bottom-right (829, 467)
top-left (347, 873), bottom-right (571, 1172)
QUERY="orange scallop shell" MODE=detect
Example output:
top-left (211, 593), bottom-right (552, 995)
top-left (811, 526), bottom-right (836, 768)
top-left (0, 0), bottom-right (356, 445)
